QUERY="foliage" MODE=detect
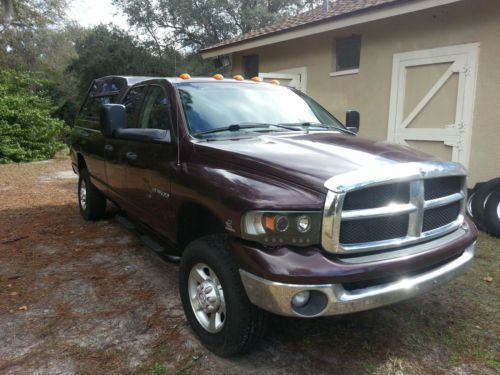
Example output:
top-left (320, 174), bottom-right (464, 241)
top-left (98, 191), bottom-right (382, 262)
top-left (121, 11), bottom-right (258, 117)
top-left (68, 25), bottom-right (175, 96)
top-left (0, 0), bottom-right (67, 27)
top-left (0, 0), bottom-right (68, 68)
top-left (112, 0), bottom-right (323, 50)
top-left (0, 69), bottom-right (65, 163)
top-left (1, 1), bottom-right (84, 127)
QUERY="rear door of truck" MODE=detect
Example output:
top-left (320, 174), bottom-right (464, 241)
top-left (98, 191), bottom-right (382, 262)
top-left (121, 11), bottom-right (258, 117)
top-left (73, 78), bottom-right (124, 192)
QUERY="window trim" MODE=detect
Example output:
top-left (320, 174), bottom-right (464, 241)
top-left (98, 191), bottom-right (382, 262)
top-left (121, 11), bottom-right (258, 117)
top-left (329, 68), bottom-right (359, 77)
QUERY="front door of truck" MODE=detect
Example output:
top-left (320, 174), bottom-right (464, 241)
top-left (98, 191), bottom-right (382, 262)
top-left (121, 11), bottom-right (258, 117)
top-left (122, 84), bottom-right (176, 238)
top-left (104, 85), bottom-right (147, 205)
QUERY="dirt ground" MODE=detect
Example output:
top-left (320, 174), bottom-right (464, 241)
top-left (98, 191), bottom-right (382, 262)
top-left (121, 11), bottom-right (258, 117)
top-left (0, 157), bottom-right (498, 375)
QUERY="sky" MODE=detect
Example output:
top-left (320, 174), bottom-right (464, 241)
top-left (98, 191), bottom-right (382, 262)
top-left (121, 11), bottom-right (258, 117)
top-left (67, 0), bottom-right (129, 29)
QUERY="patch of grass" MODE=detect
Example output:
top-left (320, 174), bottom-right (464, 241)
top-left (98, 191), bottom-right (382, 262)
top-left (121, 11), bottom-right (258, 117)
top-left (149, 362), bottom-right (166, 375)
top-left (486, 358), bottom-right (500, 371)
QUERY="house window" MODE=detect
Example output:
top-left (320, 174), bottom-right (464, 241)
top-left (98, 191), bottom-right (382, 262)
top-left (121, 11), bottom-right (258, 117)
top-left (335, 35), bottom-right (361, 72)
top-left (243, 55), bottom-right (259, 79)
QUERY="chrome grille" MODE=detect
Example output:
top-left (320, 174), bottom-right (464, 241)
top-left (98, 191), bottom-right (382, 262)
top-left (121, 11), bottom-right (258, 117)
top-left (322, 162), bottom-right (467, 254)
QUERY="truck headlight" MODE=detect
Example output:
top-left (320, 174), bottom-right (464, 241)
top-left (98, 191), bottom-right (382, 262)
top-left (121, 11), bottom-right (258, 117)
top-left (241, 211), bottom-right (322, 247)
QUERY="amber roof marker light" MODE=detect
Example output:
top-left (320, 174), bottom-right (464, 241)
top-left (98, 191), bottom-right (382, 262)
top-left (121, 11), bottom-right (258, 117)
top-left (251, 76), bottom-right (263, 82)
top-left (233, 75), bottom-right (244, 81)
top-left (212, 74), bottom-right (224, 80)
top-left (270, 79), bottom-right (280, 85)
top-left (179, 73), bottom-right (191, 80)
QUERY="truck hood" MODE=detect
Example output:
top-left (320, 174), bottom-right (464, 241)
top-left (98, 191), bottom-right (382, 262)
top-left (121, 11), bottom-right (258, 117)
top-left (193, 132), bottom-right (442, 193)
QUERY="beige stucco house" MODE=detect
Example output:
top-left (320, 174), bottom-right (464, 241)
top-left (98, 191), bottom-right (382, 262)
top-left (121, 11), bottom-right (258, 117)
top-left (201, 0), bottom-right (500, 186)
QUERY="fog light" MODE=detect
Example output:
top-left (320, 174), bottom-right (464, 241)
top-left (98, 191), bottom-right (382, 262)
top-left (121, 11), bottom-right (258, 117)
top-left (291, 291), bottom-right (310, 307)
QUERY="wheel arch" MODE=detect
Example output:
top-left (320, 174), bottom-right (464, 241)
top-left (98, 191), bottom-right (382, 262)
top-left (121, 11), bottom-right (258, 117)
top-left (76, 153), bottom-right (87, 173)
top-left (176, 201), bottom-right (226, 251)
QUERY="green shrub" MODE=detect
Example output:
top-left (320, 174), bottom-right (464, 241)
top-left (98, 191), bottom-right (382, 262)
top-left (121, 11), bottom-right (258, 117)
top-left (0, 69), bottom-right (65, 163)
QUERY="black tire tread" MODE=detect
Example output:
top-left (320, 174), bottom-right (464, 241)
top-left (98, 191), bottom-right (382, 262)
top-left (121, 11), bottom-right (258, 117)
top-left (79, 168), bottom-right (106, 221)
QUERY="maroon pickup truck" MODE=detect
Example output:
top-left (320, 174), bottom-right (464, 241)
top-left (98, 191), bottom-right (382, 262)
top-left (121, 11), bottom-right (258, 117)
top-left (70, 75), bottom-right (477, 356)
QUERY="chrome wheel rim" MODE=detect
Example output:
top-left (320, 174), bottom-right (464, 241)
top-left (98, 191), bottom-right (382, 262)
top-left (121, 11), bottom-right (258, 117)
top-left (188, 263), bottom-right (226, 333)
top-left (466, 192), bottom-right (476, 217)
top-left (497, 202), bottom-right (500, 220)
top-left (79, 179), bottom-right (87, 210)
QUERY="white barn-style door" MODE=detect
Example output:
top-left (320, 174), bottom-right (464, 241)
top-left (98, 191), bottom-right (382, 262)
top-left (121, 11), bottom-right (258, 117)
top-left (387, 43), bottom-right (479, 167)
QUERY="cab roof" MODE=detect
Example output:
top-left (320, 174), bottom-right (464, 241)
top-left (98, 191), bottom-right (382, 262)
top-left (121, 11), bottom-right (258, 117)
top-left (96, 75), bottom-right (270, 87)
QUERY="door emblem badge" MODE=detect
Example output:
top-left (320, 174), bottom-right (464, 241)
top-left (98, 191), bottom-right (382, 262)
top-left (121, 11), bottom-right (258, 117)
top-left (151, 187), bottom-right (170, 199)
top-left (225, 219), bottom-right (235, 232)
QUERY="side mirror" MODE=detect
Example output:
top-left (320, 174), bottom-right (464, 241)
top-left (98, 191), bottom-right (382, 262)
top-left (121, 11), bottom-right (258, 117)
top-left (345, 110), bottom-right (360, 134)
top-left (101, 104), bottom-right (127, 137)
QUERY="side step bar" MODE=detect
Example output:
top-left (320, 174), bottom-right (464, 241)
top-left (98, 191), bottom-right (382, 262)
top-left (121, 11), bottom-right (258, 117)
top-left (115, 214), bottom-right (180, 263)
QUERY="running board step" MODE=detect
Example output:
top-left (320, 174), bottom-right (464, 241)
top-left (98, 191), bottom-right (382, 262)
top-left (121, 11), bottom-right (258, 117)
top-left (116, 214), bottom-right (135, 230)
top-left (115, 213), bottom-right (180, 263)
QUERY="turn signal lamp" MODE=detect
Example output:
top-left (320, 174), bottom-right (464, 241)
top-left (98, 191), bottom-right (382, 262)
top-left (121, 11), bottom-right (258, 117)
top-left (270, 79), bottom-right (280, 85)
top-left (233, 75), bottom-right (244, 81)
top-left (251, 76), bottom-right (263, 82)
top-left (179, 73), bottom-right (191, 80)
top-left (212, 74), bottom-right (224, 80)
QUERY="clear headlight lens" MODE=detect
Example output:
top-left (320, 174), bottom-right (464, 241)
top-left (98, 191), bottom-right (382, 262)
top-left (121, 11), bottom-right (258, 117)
top-left (241, 211), bottom-right (321, 246)
top-left (296, 215), bottom-right (311, 233)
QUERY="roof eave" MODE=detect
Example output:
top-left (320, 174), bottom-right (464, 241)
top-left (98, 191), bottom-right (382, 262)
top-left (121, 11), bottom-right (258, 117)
top-left (200, 0), bottom-right (461, 59)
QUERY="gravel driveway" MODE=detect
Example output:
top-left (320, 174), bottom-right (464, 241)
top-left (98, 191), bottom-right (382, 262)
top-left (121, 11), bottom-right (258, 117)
top-left (0, 157), bottom-right (498, 375)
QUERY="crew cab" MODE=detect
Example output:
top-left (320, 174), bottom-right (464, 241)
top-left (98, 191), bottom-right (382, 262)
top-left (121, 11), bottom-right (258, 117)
top-left (70, 75), bottom-right (477, 356)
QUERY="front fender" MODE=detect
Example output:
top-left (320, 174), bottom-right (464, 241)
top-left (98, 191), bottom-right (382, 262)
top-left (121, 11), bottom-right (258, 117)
top-left (170, 160), bottom-right (325, 237)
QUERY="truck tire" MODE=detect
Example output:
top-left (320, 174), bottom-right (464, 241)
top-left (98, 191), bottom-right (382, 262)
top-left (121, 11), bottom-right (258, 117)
top-left (78, 168), bottom-right (106, 221)
top-left (483, 188), bottom-right (500, 238)
top-left (470, 178), bottom-right (500, 231)
top-left (179, 235), bottom-right (268, 357)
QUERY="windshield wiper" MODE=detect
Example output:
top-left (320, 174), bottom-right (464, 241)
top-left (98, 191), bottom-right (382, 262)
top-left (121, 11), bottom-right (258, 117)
top-left (278, 122), bottom-right (355, 134)
top-left (193, 122), bottom-right (297, 137)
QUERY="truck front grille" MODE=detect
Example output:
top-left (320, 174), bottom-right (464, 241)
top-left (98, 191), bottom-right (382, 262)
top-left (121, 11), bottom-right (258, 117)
top-left (322, 162), bottom-right (467, 254)
top-left (339, 214), bottom-right (409, 244)
top-left (422, 202), bottom-right (461, 232)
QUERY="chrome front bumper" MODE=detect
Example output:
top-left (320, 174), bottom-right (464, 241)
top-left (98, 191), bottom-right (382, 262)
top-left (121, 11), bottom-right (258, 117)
top-left (239, 242), bottom-right (475, 317)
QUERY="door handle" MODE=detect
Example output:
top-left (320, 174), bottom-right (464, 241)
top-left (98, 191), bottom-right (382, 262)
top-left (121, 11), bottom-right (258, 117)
top-left (126, 152), bottom-right (138, 161)
top-left (104, 144), bottom-right (114, 152)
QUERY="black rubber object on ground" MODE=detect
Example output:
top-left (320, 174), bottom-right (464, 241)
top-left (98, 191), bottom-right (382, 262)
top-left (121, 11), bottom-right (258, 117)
top-left (469, 178), bottom-right (500, 230)
top-left (483, 188), bottom-right (500, 238)
top-left (179, 235), bottom-right (268, 357)
top-left (78, 168), bottom-right (107, 221)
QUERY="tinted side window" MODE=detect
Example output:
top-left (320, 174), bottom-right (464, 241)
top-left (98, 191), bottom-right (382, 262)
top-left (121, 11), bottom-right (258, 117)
top-left (139, 86), bottom-right (173, 130)
top-left (81, 95), bottom-right (117, 119)
top-left (80, 78), bottom-right (124, 122)
top-left (123, 86), bottom-right (146, 128)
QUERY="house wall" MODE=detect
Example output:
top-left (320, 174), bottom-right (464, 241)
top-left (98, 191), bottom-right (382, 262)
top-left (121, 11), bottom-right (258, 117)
top-left (231, 0), bottom-right (500, 185)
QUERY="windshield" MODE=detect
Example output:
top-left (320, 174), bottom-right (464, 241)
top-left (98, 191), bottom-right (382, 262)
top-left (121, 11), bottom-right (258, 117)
top-left (177, 82), bottom-right (345, 137)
